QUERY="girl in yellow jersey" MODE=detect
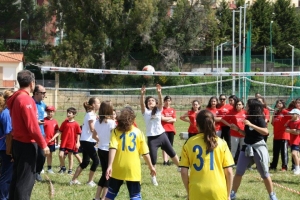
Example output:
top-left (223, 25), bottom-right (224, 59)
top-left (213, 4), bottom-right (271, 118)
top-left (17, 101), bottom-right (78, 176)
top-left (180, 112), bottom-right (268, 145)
top-left (179, 110), bottom-right (234, 200)
top-left (105, 107), bottom-right (156, 200)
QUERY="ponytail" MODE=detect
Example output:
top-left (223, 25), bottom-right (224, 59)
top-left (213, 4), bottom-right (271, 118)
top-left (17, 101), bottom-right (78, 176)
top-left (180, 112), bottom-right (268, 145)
top-left (196, 110), bottom-right (218, 152)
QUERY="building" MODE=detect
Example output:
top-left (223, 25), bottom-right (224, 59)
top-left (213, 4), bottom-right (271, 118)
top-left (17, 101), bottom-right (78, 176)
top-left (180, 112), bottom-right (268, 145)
top-left (0, 52), bottom-right (24, 88)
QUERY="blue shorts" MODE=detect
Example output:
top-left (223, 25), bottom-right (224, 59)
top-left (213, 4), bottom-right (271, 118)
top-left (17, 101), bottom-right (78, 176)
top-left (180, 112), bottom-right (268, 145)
top-left (291, 145), bottom-right (300, 151)
top-left (106, 177), bottom-right (141, 200)
top-left (48, 144), bottom-right (56, 152)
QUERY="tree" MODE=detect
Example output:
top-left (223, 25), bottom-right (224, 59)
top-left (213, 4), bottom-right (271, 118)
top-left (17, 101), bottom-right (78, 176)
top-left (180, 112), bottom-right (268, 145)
top-left (215, 0), bottom-right (232, 44)
top-left (49, 0), bottom-right (156, 70)
top-left (0, 0), bottom-right (20, 45)
top-left (249, 0), bottom-right (274, 54)
top-left (273, 0), bottom-right (300, 58)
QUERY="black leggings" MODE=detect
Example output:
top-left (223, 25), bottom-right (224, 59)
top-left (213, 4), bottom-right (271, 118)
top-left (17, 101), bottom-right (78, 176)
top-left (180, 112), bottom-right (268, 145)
top-left (79, 141), bottom-right (99, 171)
top-left (164, 132), bottom-right (175, 146)
top-left (148, 133), bottom-right (176, 165)
top-left (221, 126), bottom-right (231, 150)
top-left (97, 149), bottom-right (109, 187)
top-left (270, 139), bottom-right (288, 169)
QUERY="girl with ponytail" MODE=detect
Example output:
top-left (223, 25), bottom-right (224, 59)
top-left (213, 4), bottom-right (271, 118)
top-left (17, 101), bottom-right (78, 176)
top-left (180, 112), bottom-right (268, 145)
top-left (179, 110), bottom-right (234, 200)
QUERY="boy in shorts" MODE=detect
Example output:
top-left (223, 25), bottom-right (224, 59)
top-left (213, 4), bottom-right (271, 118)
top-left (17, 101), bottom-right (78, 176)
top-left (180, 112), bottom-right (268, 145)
top-left (50, 107), bottom-right (81, 174)
top-left (44, 106), bottom-right (59, 173)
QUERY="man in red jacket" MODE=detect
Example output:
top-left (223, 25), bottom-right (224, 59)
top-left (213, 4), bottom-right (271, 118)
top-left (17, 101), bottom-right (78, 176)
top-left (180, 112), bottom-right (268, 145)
top-left (7, 70), bottom-right (50, 200)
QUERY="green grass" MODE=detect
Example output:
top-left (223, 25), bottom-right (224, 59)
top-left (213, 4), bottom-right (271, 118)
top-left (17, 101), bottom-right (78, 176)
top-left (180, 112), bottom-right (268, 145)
top-left (31, 111), bottom-right (300, 200)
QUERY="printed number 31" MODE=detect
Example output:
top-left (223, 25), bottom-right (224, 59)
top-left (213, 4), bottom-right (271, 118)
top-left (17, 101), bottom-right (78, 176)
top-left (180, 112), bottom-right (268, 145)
top-left (193, 145), bottom-right (214, 171)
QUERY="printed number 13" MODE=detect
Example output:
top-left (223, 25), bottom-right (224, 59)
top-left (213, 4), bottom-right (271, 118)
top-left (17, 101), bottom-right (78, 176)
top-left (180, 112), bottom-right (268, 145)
top-left (120, 132), bottom-right (136, 152)
top-left (193, 145), bottom-right (214, 171)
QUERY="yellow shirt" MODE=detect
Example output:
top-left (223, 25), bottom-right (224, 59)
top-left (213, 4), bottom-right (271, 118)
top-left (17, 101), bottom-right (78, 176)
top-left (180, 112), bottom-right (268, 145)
top-left (110, 125), bottom-right (149, 181)
top-left (179, 134), bottom-right (234, 200)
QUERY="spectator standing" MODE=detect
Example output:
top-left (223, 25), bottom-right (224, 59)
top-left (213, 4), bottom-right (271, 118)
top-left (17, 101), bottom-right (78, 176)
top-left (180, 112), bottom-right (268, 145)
top-left (7, 70), bottom-right (49, 200)
top-left (32, 85), bottom-right (47, 181)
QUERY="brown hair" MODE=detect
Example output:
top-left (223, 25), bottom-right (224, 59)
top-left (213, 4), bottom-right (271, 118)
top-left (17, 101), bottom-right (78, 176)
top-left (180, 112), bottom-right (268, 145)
top-left (116, 107), bottom-right (136, 132)
top-left (99, 101), bottom-right (113, 123)
top-left (83, 97), bottom-right (99, 112)
top-left (196, 110), bottom-right (218, 152)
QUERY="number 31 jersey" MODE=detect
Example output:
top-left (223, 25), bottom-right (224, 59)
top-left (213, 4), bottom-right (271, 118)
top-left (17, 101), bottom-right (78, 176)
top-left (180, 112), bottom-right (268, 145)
top-left (109, 125), bottom-right (149, 181)
top-left (179, 134), bottom-right (234, 200)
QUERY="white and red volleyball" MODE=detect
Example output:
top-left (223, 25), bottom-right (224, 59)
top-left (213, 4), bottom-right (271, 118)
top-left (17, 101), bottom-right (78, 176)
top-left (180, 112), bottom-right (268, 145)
top-left (142, 65), bottom-right (155, 78)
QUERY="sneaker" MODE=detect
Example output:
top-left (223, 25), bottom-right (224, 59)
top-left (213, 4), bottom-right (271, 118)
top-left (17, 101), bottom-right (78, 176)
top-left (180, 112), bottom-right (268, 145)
top-left (70, 180), bottom-right (81, 185)
top-left (68, 170), bottom-right (72, 175)
top-left (36, 173), bottom-right (42, 182)
top-left (151, 176), bottom-right (158, 186)
top-left (230, 191), bottom-right (236, 200)
top-left (87, 181), bottom-right (97, 187)
top-left (41, 169), bottom-right (45, 174)
top-left (269, 192), bottom-right (278, 200)
top-left (293, 169), bottom-right (300, 175)
top-left (47, 169), bottom-right (55, 174)
top-left (58, 167), bottom-right (66, 174)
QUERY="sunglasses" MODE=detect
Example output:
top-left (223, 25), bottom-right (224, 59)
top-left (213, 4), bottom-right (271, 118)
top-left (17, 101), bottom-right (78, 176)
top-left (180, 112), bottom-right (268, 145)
top-left (219, 98), bottom-right (226, 101)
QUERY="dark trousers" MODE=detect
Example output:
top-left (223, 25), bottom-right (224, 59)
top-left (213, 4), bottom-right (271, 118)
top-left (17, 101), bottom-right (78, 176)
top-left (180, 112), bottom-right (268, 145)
top-left (270, 139), bottom-right (288, 169)
top-left (36, 146), bottom-right (45, 173)
top-left (9, 140), bottom-right (37, 200)
top-left (97, 149), bottom-right (109, 187)
top-left (79, 141), bottom-right (99, 171)
top-left (221, 126), bottom-right (231, 150)
top-left (0, 151), bottom-right (13, 200)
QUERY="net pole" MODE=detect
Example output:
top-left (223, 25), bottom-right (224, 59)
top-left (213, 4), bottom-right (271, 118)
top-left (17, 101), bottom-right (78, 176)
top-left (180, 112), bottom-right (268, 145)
top-left (264, 46), bottom-right (266, 97)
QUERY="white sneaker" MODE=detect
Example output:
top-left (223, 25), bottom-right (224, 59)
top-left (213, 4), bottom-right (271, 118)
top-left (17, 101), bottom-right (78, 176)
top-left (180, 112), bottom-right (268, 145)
top-left (293, 169), bottom-right (300, 175)
top-left (47, 169), bottom-right (55, 174)
top-left (41, 169), bottom-right (45, 174)
top-left (151, 176), bottom-right (158, 186)
top-left (70, 180), bottom-right (81, 185)
top-left (87, 181), bottom-right (97, 187)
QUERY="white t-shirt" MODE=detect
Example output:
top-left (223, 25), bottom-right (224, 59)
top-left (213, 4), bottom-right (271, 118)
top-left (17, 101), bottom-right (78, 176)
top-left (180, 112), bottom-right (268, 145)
top-left (80, 111), bottom-right (97, 142)
top-left (143, 108), bottom-right (165, 137)
top-left (95, 119), bottom-right (116, 151)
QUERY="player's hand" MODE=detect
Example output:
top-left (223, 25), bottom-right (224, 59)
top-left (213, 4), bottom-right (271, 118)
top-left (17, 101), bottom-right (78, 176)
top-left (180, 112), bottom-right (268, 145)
top-left (149, 167), bottom-right (156, 177)
top-left (243, 119), bottom-right (251, 126)
top-left (76, 142), bottom-right (80, 149)
top-left (43, 146), bottom-right (50, 156)
top-left (156, 84), bottom-right (161, 93)
top-left (141, 85), bottom-right (146, 95)
top-left (106, 166), bottom-right (112, 180)
top-left (230, 124), bottom-right (239, 131)
top-left (38, 120), bottom-right (45, 125)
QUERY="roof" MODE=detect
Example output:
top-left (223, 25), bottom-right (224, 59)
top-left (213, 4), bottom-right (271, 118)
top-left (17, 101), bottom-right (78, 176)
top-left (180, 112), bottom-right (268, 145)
top-left (0, 52), bottom-right (23, 63)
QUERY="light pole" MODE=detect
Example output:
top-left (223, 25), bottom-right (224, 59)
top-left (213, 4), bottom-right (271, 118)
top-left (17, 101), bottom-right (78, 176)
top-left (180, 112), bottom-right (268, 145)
top-left (220, 41), bottom-right (228, 94)
top-left (270, 21), bottom-right (273, 62)
top-left (20, 19), bottom-right (24, 51)
top-left (288, 44), bottom-right (294, 99)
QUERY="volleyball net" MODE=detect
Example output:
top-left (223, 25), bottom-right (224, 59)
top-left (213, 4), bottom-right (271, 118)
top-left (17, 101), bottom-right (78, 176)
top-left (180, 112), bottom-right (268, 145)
top-left (40, 66), bottom-right (299, 113)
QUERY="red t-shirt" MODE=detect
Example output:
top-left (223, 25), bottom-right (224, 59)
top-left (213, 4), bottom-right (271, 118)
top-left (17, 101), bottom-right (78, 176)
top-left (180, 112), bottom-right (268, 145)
top-left (187, 110), bottom-right (198, 134)
top-left (272, 109), bottom-right (290, 140)
top-left (218, 104), bottom-right (233, 127)
top-left (222, 109), bottom-right (247, 138)
top-left (59, 120), bottom-right (81, 150)
top-left (44, 117), bottom-right (59, 145)
top-left (286, 120), bottom-right (300, 145)
top-left (161, 107), bottom-right (176, 133)
top-left (206, 107), bottom-right (221, 131)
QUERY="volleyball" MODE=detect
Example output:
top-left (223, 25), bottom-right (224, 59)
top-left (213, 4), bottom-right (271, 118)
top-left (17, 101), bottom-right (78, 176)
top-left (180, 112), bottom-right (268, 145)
top-left (142, 65), bottom-right (155, 78)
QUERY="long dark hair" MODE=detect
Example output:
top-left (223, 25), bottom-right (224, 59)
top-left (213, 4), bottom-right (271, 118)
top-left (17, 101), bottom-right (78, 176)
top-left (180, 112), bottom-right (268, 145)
top-left (274, 99), bottom-right (286, 115)
top-left (247, 99), bottom-right (265, 122)
top-left (191, 100), bottom-right (201, 111)
top-left (206, 96), bottom-right (218, 108)
top-left (99, 101), bottom-right (113, 123)
top-left (196, 110), bottom-right (218, 152)
top-left (145, 96), bottom-right (158, 116)
top-left (234, 98), bottom-right (244, 110)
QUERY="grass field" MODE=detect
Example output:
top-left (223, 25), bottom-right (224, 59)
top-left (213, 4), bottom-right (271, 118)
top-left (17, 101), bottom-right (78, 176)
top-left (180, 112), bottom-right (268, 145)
top-left (30, 110), bottom-right (300, 200)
